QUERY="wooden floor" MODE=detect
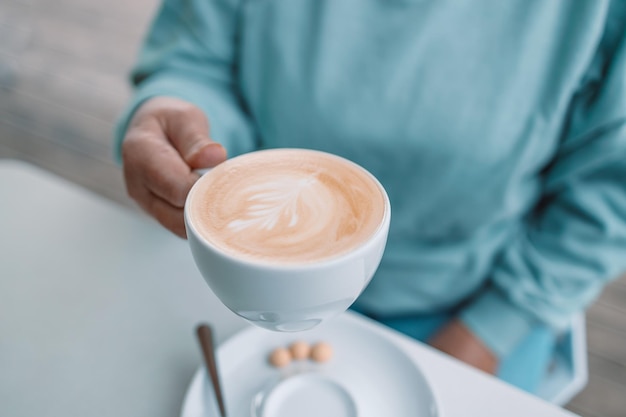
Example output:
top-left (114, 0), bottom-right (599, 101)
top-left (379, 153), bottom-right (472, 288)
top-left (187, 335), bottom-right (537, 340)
top-left (1, 1), bottom-right (625, 416)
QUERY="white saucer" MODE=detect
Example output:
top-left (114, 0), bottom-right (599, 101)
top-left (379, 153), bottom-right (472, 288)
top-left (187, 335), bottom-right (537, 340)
top-left (180, 312), bottom-right (440, 417)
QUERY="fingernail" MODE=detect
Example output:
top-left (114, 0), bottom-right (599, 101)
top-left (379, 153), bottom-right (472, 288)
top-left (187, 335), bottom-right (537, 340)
top-left (188, 143), bottom-right (227, 168)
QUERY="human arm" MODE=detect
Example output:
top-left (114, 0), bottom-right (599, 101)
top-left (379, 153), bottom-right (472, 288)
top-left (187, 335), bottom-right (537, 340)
top-left (115, 0), bottom-right (257, 236)
top-left (453, 9), bottom-right (626, 364)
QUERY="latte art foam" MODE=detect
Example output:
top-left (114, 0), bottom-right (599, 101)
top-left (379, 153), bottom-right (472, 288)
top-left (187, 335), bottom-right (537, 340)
top-left (226, 176), bottom-right (322, 233)
top-left (187, 149), bottom-right (386, 264)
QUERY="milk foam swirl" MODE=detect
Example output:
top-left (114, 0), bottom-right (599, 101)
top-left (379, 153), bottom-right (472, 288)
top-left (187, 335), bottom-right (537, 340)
top-left (227, 176), bottom-right (321, 233)
top-left (188, 149), bottom-right (386, 264)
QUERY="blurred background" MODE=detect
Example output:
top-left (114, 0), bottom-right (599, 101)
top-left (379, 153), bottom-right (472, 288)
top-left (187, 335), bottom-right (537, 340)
top-left (0, 0), bottom-right (625, 416)
top-left (0, 0), bottom-right (145, 206)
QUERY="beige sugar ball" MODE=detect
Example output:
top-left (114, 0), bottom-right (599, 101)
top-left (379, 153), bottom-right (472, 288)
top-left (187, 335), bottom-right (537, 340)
top-left (268, 347), bottom-right (292, 368)
top-left (289, 341), bottom-right (311, 360)
top-left (310, 341), bottom-right (333, 363)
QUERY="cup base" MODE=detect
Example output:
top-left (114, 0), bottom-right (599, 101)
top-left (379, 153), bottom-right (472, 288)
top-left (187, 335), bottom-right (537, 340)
top-left (236, 298), bottom-right (355, 332)
top-left (244, 316), bottom-right (322, 332)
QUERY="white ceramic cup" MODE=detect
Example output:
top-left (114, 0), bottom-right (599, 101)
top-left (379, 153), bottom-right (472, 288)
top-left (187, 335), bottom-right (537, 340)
top-left (184, 149), bottom-right (391, 332)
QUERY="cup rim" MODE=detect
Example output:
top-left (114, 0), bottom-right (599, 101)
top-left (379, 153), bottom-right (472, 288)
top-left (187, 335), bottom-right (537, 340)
top-left (184, 148), bottom-right (391, 271)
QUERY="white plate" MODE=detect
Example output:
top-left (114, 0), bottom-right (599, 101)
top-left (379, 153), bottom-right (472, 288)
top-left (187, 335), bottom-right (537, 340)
top-left (181, 312), bottom-right (440, 417)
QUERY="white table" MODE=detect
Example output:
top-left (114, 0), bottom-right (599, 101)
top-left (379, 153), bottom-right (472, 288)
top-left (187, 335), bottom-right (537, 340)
top-left (0, 160), bottom-right (578, 417)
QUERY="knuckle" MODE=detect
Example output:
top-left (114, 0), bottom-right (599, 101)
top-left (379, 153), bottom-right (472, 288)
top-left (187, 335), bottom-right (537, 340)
top-left (168, 101), bottom-right (196, 119)
top-left (168, 102), bottom-right (206, 126)
top-left (120, 139), bottom-right (136, 164)
top-left (121, 134), bottom-right (149, 166)
top-left (121, 158), bottom-right (142, 203)
top-left (185, 105), bottom-right (205, 119)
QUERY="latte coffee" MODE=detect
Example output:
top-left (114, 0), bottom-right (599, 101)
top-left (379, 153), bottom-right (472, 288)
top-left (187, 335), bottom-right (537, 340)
top-left (187, 149), bottom-right (386, 264)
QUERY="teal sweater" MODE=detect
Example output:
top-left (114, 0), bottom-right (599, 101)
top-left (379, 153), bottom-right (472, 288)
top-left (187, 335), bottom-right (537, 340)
top-left (116, 0), bottom-right (626, 358)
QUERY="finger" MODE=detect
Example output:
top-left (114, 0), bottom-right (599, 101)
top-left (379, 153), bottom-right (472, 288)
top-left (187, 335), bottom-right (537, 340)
top-left (162, 105), bottom-right (227, 169)
top-left (145, 191), bottom-right (188, 239)
top-left (133, 186), bottom-right (188, 239)
top-left (123, 161), bottom-right (187, 239)
top-left (143, 138), bottom-right (200, 207)
top-left (124, 133), bottom-right (198, 208)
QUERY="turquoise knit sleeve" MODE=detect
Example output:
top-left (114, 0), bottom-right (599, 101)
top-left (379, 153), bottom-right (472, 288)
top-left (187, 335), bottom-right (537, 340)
top-left (113, 0), bottom-right (257, 162)
top-left (461, 7), bottom-right (626, 358)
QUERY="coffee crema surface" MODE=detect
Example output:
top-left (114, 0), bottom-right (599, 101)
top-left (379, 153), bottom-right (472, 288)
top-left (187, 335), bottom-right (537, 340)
top-left (187, 149), bottom-right (386, 264)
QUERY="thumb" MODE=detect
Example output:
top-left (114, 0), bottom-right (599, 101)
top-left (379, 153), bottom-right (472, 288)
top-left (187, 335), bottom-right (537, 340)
top-left (163, 105), bottom-right (227, 169)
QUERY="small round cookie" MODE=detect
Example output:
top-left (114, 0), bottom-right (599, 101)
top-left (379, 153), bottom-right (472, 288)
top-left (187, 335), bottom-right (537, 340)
top-left (289, 341), bottom-right (311, 360)
top-left (268, 347), bottom-right (292, 368)
top-left (310, 341), bottom-right (333, 363)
